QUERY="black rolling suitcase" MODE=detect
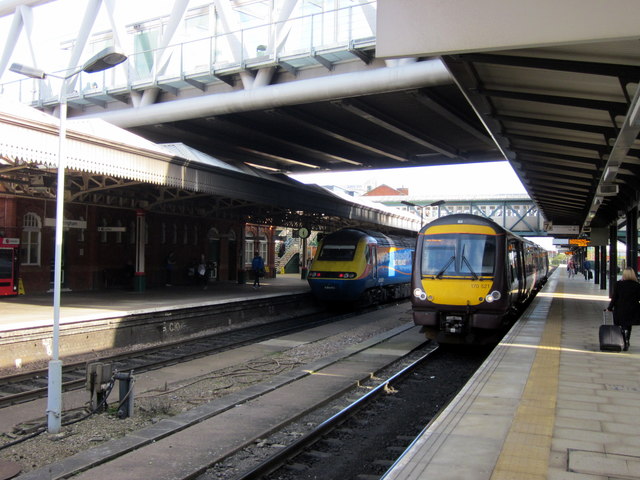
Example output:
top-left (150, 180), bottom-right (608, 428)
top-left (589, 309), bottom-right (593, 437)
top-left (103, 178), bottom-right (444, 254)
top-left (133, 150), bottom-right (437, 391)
top-left (599, 311), bottom-right (624, 352)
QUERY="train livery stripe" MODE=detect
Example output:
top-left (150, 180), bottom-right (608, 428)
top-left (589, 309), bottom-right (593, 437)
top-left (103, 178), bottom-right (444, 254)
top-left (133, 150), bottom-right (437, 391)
top-left (423, 225), bottom-right (499, 235)
top-left (421, 278), bottom-right (493, 306)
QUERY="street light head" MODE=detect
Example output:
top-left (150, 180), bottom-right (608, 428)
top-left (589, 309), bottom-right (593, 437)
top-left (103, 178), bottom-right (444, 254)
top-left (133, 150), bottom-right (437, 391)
top-left (9, 63), bottom-right (46, 79)
top-left (81, 47), bottom-right (127, 74)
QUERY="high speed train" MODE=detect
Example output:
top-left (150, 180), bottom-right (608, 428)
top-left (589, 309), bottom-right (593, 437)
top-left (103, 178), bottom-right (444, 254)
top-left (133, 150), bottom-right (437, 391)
top-left (411, 214), bottom-right (548, 344)
top-left (307, 228), bottom-right (415, 305)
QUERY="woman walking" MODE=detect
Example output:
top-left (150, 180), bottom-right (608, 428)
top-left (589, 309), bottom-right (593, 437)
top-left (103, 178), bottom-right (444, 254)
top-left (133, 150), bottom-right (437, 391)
top-left (606, 267), bottom-right (640, 351)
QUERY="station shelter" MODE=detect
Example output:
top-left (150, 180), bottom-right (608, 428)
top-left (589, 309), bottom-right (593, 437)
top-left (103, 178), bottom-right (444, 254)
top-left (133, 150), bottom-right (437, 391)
top-left (0, 99), bottom-right (418, 294)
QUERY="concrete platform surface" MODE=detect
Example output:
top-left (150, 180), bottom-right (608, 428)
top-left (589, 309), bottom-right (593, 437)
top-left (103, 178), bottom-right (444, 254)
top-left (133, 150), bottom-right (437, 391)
top-left (0, 274), bottom-right (310, 331)
top-left (383, 267), bottom-right (640, 480)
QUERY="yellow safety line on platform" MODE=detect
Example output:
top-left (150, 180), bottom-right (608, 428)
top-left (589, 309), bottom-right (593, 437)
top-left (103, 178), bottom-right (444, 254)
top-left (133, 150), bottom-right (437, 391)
top-left (491, 294), bottom-right (562, 480)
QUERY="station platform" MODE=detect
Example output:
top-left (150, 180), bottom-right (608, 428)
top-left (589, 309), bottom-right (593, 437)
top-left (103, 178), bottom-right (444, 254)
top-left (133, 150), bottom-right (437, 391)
top-left (383, 267), bottom-right (640, 480)
top-left (0, 274), bottom-right (310, 332)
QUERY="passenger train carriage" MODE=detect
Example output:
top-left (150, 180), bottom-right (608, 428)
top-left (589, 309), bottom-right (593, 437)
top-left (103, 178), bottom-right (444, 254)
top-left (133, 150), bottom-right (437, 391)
top-left (411, 214), bottom-right (548, 344)
top-left (307, 228), bottom-right (415, 305)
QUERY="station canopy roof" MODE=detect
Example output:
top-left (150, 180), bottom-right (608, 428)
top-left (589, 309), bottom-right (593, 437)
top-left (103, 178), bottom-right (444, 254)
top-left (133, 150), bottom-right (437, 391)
top-left (0, 98), bottom-right (418, 234)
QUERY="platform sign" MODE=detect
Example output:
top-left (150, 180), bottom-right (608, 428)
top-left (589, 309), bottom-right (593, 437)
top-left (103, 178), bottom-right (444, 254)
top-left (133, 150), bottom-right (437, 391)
top-left (97, 227), bottom-right (126, 232)
top-left (547, 225), bottom-right (580, 235)
top-left (45, 218), bottom-right (87, 229)
top-left (569, 239), bottom-right (590, 247)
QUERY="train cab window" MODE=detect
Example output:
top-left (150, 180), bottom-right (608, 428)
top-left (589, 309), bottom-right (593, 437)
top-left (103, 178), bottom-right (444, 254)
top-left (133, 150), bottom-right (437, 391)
top-left (421, 234), bottom-right (495, 277)
top-left (318, 243), bottom-right (356, 261)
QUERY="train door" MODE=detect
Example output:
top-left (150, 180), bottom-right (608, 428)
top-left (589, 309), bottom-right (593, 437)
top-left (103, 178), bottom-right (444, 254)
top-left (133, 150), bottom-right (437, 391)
top-left (369, 244), bottom-right (378, 281)
top-left (0, 238), bottom-right (20, 296)
top-left (508, 239), bottom-right (524, 301)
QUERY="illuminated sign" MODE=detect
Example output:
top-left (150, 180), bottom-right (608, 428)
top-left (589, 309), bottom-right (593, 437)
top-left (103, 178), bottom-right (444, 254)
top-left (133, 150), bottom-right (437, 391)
top-left (569, 239), bottom-right (589, 246)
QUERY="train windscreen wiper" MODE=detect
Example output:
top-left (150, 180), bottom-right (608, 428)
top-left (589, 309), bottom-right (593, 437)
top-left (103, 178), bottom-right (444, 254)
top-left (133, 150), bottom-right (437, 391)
top-left (461, 255), bottom-right (479, 280)
top-left (435, 255), bottom-right (455, 279)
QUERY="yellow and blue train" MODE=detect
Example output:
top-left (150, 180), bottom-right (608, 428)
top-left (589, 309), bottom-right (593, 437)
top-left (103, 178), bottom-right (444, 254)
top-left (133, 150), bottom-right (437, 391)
top-left (307, 228), bottom-right (415, 305)
top-left (411, 214), bottom-right (549, 344)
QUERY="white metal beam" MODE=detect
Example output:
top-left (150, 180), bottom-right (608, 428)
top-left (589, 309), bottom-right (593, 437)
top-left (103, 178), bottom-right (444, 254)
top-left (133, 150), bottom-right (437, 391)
top-left (0, 4), bottom-right (38, 78)
top-left (139, 0), bottom-right (190, 107)
top-left (0, 0), bottom-right (52, 18)
top-left (65, 0), bottom-right (102, 93)
top-left (91, 59), bottom-right (453, 128)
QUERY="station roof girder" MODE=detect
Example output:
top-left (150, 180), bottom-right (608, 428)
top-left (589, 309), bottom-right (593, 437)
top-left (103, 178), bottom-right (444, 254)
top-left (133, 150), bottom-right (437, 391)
top-left (0, 99), bottom-right (419, 235)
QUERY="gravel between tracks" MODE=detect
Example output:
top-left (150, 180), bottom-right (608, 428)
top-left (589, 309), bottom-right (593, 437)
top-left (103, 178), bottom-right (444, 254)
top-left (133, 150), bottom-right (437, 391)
top-left (0, 305), bottom-right (413, 475)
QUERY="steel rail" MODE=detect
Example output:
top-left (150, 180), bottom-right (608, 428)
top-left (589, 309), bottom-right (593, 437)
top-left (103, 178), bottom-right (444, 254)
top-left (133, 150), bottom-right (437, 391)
top-left (234, 344), bottom-right (439, 480)
top-left (0, 310), bottom-right (341, 409)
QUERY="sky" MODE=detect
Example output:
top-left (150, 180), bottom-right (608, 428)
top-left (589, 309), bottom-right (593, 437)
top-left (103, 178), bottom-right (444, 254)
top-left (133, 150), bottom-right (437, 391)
top-left (0, 0), bottom-right (179, 79)
top-left (291, 161), bottom-right (558, 252)
top-left (290, 161), bottom-right (528, 197)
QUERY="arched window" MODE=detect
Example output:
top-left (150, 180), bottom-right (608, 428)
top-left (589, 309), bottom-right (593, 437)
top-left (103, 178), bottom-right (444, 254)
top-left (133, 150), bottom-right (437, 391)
top-left (78, 216), bottom-right (86, 243)
top-left (244, 231), bottom-right (255, 266)
top-left (116, 220), bottom-right (123, 244)
top-left (258, 234), bottom-right (268, 263)
top-left (21, 212), bottom-right (41, 265)
top-left (207, 227), bottom-right (219, 241)
top-left (100, 218), bottom-right (108, 243)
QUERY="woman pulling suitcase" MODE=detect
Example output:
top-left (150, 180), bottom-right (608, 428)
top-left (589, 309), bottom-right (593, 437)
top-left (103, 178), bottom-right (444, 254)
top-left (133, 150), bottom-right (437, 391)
top-left (606, 267), bottom-right (640, 351)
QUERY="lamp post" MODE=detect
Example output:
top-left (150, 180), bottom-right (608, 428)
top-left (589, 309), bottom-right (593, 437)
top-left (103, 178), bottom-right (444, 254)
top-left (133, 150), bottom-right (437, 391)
top-left (10, 47), bottom-right (127, 433)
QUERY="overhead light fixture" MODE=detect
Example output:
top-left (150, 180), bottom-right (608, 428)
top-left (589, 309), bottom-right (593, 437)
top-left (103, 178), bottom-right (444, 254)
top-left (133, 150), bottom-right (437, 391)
top-left (9, 63), bottom-right (46, 79)
top-left (10, 46), bottom-right (127, 80)
top-left (597, 184), bottom-right (619, 196)
top-left (602, 165), bottom-right (619, 183)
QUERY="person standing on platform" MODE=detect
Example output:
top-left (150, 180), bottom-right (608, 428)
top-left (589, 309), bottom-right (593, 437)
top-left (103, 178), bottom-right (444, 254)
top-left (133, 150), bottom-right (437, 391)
top-left (567, 259), bottom-right (575, 278)
top-left (606, 267), bottom-right (640, 351)
top-left (197, 254), bottom-right (209, 290)
top-left (252, 251), bottom-right (264, 289)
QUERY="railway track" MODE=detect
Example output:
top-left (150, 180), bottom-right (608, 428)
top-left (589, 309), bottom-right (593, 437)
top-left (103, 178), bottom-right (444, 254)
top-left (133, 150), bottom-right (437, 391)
top-left (0, 310), bottom-right (352, 410)
top-left (11, 307), bottom-right (426, 480)
top-left (201, 346), bottom-right (491, 480)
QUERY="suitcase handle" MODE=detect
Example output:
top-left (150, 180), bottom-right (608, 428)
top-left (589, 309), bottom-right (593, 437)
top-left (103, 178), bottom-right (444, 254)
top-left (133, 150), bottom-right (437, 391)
top-left (603, 309), bottom-right (613, 325)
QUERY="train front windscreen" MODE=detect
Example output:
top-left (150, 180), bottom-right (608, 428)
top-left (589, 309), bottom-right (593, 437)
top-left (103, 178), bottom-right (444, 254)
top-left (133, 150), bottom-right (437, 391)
top-left (421, 234), bottom-right (496, 278)
top-left (317, 243), bottom-right (357, 261)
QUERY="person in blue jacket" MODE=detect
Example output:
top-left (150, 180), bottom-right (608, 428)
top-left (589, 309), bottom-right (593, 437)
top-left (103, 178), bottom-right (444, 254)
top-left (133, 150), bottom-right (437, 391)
top-left (252, 251), bottom-right (264, 289)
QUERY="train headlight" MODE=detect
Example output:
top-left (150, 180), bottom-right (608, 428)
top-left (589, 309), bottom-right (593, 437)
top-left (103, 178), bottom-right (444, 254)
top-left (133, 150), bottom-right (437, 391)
top-left (485, 290), bottom-right (501, 303)
top-left (338, 272), bottom-right (357, 279)
top-left (413, 288), bottom-right (427, 301)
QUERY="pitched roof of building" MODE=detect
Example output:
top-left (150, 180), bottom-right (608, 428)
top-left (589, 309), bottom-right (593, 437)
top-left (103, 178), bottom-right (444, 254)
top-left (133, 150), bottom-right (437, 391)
top-left (362, 184), bottom-right (407, 196)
